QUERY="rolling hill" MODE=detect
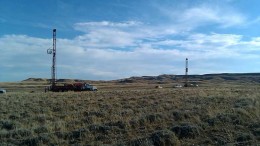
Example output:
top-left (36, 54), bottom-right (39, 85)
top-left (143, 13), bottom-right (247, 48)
top-left (22, 73), bottom-right (260, 84)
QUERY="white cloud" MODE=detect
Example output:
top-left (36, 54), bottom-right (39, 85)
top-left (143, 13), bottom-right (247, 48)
top-left (1, 15), bottom-right (260, 82)
top-left (186, 33), bottom-right (242, 47)
top-left (74, 21), bottom-right (144, 48)
top-left (157, 3), bottom-right (247, 29)
top-left (73, 21), bottom-right (182, 49)
top-left (75, 21), bottom-right (142, 28)
top-left (0, 30), bottom-right (259, 81)
top-left (74, 29), bottom-right (136, 48)
top-left (0, 35), bottom-right (51, 61)
top-left (1, 1), bottom-right (260, 82)
top-left (246, 37), bottom-right (260, 46)
top-left (153, 33), bottom-right (242, 48)
top-left (181, 6), bottom-right (246, 28)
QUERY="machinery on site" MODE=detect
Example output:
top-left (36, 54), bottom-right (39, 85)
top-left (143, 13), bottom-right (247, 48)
top-left (47, 82), bottom-right (97, 92)
top-left (184, 58), bottom-right (188, 87)
top-left (183, 58), bottom-right (198, 87)
top-left (46, 29), bottom-right (97, 92)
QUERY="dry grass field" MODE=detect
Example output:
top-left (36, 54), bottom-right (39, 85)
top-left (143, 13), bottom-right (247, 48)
top-left (0, 81), bottom-right (260, 145)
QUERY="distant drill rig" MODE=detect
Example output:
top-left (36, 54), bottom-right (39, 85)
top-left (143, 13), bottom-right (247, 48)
top-left (184, 58), bottom-right (188, 87)
top-left (47, 29), bottom-right (57, 88)
top-left (45, 29), bottom-right (98, 92)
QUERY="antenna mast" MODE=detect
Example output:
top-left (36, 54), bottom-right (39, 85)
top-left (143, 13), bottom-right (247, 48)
top-left (184, 58), bottom-right (188, 87)
top-left (47, 29), bottom-right (56, 87)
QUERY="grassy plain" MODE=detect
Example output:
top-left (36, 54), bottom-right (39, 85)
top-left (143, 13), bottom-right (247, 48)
top-left (0, 82), bottom-right (260, 145)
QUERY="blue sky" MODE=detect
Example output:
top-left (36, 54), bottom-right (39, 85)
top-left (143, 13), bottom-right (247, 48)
top-left (0, 0), bottom-right (260, 81)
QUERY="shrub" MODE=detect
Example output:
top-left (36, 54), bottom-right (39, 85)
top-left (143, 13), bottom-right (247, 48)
top-left (171, 123), bottom-right (200, 139)
top-left (234, 98), bottom-right (254, 108)
top-left (89, 124), bottom-right (111, 134)
top-left (105, 121), bottom-right (126, 129)
top-left (128, 137), bottom-right (153, 146)
top-left (34, 126), bottom-right (48, 134)
top-left (1, 120), bottom-right (16, 130)
top-left (129, 120), bottom-right (139, 129)
top-left (20, 137), bottom-right (39, 146)
top-left (145, 114), bottom-right (163, 123)
top-left (249, 122), bottom-right (260, 139)
top-left (172, 110), bottom-right (192, 121)
top-left (236, 133), bottom-right (255, 145)
top-left (13, 129), bottom-right (32, 138)
top-left (9, 114), bottom-right (19, 120)
top-left (151, 130), bottom-right (180, 146)
top-left (67, 128), bottom-right (87, 140)
top-left (211, 134), bottom-right (229, 145)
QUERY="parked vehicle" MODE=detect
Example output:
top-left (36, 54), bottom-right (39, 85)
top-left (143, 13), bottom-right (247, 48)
top-left (174, 84), bottom-right (183, 88)
top-left (155, 85), bottom-right (163, 89)
top-left (0, 88), bottom-right (6, 94)
top-left (73, 83), bottom-right (98, 91)
top-left (46, 82), bottom-right (97, 92)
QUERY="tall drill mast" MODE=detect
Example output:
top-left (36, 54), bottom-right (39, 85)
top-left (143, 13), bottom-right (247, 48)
top-left (184, 58), bottom-right (188, 87)
top-left (47, 29), bottom-right (56, 87)
top-left (51, 29), bottom-right (56, 87)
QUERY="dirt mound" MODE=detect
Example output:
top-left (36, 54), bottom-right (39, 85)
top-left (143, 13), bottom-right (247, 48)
top-left (22, 78), bottom-right (47, 82)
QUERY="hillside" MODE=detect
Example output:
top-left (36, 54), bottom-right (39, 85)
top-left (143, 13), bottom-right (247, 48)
top-left (22, 73), bottom-right (260, 84)
top-left (118, 73), bottom-right (260, 84)
top-left (22, 78), bottom-right (101, 84)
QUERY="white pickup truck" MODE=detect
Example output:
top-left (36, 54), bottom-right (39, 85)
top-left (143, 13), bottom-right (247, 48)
top-left (0, 88), bottom-right (6, 94)
top-left (82, 84), bottom-right (98, 91)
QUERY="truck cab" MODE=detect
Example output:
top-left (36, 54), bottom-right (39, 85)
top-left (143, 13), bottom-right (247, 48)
top-left (82, 83), bottom-right (98, 91)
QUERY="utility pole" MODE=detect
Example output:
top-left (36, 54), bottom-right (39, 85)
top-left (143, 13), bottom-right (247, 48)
top-left (184, 58), bottom-right (188, 87)
top-left (47, 29), bottom-right (56, 88)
